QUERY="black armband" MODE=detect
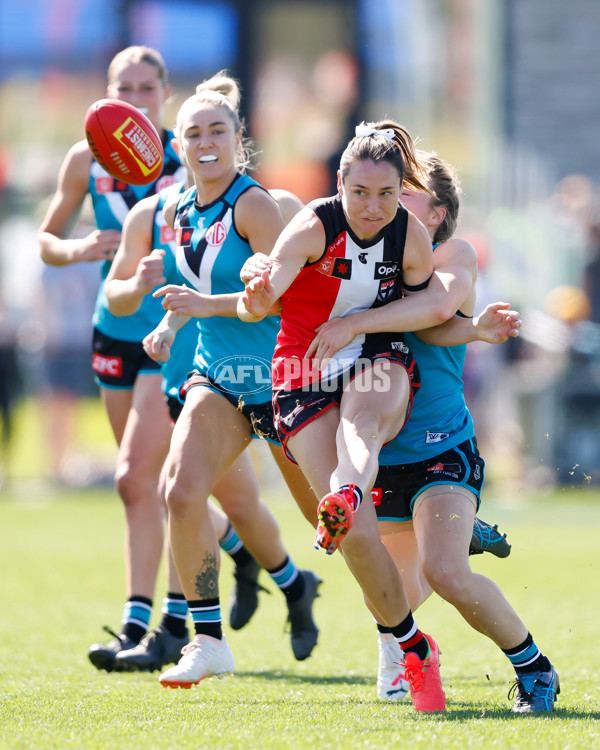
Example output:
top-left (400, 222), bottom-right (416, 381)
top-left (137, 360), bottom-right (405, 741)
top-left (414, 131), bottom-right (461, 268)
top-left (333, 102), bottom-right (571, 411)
top-left (403, 274), bottom-right (433, 292)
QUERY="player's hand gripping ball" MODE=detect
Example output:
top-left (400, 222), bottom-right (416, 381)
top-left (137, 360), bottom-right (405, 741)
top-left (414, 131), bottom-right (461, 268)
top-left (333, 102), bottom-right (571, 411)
top-left (84, 99), bottom-right (164, 186)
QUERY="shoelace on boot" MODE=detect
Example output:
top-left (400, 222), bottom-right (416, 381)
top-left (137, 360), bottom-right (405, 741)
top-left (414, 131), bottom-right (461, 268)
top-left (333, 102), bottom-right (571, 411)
top-left (101, 625), bottom-right (129, 643)
top-left (402, 654), bottom-right (427, 692)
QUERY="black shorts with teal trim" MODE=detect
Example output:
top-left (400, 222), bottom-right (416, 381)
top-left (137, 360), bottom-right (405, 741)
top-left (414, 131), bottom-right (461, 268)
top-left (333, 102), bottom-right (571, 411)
top-left (180, 371), bottom-right (279, 443)
top-left (373, 438), bottom-right (485, 522)
top-left (92, 328), bottom-right (161, 389)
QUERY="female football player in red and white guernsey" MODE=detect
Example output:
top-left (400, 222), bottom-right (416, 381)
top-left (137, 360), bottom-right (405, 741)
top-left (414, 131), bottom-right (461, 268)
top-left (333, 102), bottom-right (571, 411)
top-left (305, 151), bottom-right (558, 713)
top-left (240, 122), bottom-right (447, 713)
top-left (38, 46), bottom-right (185, 671)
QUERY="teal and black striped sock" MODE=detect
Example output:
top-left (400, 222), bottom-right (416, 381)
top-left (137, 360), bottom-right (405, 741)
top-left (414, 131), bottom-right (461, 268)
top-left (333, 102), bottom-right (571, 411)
top-left (266, 556), bottom-right (304, 602)
top-left (121, 596), bottom-right (152, 643)
top-left (220, 523), bottom-right (255, 568)
top-left (503, 633), bottom-right (551, 674)
top-left (160, 592), bottom-right (189, 638)
top-left (188, 598), bottom-right (222, 640)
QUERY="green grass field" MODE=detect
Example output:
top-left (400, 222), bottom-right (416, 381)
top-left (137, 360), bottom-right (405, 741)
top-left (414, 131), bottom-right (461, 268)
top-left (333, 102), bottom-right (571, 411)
top-left (1, 481), bottom-right (599, 750)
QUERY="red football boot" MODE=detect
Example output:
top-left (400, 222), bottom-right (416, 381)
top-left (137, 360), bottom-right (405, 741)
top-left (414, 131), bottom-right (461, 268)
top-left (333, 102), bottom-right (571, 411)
top-left (313, 485), bottom-right (357, 555)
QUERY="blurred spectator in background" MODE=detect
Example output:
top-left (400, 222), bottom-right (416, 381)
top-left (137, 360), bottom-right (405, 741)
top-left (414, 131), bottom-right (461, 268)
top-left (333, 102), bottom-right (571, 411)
top-left (34, 255), bottom-right (100, 485)
top-left (582, 218), bottom-right (600, 326)
top-left (460, 232), bottom-right (523, 480)
top-left (0, 293), bottom-right (19, 489)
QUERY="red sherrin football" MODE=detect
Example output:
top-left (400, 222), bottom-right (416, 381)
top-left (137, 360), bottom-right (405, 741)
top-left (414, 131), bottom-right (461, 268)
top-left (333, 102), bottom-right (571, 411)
top-left (84, 98), bottom-right (164, 186)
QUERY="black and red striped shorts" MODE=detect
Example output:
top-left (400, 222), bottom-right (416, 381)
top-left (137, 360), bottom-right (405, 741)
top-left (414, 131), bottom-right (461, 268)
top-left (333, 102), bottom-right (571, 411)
top-left (273, 332), bottom-right (420, 462)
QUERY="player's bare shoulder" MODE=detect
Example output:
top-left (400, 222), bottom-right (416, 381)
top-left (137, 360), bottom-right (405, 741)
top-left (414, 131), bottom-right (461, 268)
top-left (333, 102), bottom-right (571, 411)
top-left (405, 209), bottom-right (431, 246)
top-left (237, 186), bottom-right (284, 222)
top-left (435, 236), bottom-right (478, 269)
top-left (124, 192), bottom-right (160, 232)
top-left (403, 210), bottom-right (434, 283)
top-left (268, 188), bottom-right (304, 225)
top-left (63, 139), bottom-right (95, 183)
top-left (271, 203), bottom-right (325, 265)
top-left (235, 186), bottom-right (286, 242)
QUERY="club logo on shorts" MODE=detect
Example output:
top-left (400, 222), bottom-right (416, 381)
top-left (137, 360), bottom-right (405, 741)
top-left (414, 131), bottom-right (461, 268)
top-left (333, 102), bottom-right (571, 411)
top-left (278, 397), bottom-right (328, 428)
top-left (206, 355), bottom-right (271, 396)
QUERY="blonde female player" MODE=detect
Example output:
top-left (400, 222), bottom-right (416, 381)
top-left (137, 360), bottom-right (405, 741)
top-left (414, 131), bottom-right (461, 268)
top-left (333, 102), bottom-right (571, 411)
top-left (142, 72), bottom-right (323, 689)
top-left (38, 46), bottom-right (185, 670)
top-left (104, 176), bottom-right (307, 672)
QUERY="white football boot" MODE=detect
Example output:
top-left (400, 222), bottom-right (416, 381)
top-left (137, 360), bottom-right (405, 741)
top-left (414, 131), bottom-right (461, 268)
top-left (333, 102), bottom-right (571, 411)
top-left (377, 632), bottom-right (409, 700)
top-left (159, 634), bottom-right (234, 689)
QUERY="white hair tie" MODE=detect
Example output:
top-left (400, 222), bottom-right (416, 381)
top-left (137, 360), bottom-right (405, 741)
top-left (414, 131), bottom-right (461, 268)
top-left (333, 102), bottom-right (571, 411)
top-left (355, 122), bottom-right (396, 142)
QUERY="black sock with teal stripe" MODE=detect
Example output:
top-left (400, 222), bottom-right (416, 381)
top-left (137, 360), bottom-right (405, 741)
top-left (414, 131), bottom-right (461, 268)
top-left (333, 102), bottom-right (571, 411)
top-left (121, 596), bottom-right (152, 643)
top-left (219, 523), bottom-right (255, 568)
top-left (503, 632), bottom-right (551, 674)
top-left (160, 592), bottom-right (189, 638)
top-left (188, 598), bottom-right (222, 640)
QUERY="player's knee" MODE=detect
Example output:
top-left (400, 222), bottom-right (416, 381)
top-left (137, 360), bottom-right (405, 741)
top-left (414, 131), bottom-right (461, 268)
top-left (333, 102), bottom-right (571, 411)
top-left (115, 463), bottom-right (145, 507)
top-left (165, 480), bottom-right (206, 520)
top-left (212, 486), bottom-right (249, 522)
top-left (421, 557), bottom-right (469, 602)
top-left (343, 411), bottom-right (379, 438)
top-left (114, 459), bottom-right (158, 508)
top-left (342, 410), bottom-right (398, 449)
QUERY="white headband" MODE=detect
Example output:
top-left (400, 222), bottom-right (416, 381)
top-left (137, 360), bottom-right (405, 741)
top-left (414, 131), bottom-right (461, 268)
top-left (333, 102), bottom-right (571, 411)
top-left (355, 122), bottom-right (396, 142)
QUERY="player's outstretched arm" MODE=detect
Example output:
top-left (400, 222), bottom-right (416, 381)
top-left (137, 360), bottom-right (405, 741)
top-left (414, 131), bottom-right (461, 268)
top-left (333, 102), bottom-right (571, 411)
top-left (417, 302), bottom-right (521, 346)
